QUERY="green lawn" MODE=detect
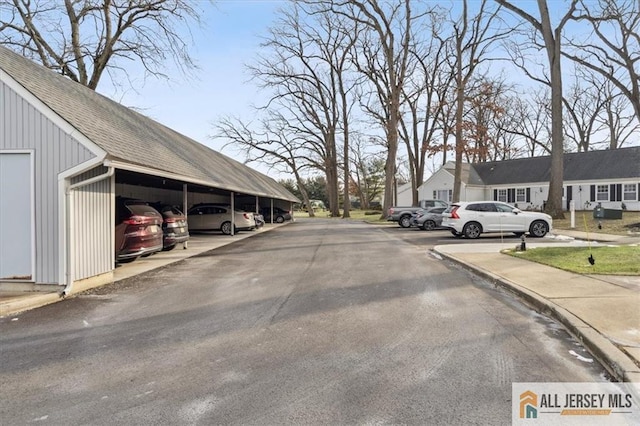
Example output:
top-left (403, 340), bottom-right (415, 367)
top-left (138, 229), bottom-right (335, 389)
top-left (293, 209), bottom-right (388, 223)
top-left (504, 245), bottom-right (640, 275)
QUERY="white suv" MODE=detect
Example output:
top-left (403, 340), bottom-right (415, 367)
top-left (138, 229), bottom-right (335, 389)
top-left (441, 202), bottom-right (552, 239)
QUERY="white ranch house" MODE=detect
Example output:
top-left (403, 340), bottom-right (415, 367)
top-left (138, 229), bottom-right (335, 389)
top-left (418, 148), bottom-right (640, 211)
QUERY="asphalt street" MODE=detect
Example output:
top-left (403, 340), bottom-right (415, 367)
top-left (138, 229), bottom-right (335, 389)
top-left (0, 219), bottom-right (610, 425)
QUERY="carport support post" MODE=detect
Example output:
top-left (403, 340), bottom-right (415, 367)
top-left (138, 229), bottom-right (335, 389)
top-left (230, 192), bottom-right (235, 236)
top-left (183, 184), bottom-right (188, 249)
top-left (270, 199), bottom-right (274, 224)
top-left (255, 196), bottom-right (259, 214)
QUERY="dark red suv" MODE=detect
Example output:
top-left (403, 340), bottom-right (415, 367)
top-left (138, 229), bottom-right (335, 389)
top-left (115, 197), bottom-right (164, 262)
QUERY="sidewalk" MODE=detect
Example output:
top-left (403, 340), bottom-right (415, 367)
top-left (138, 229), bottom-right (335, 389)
top-left (434, 230), bottom-right (640, 383)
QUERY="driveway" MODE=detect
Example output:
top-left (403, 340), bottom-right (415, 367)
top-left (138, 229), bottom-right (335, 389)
top-left (0, 219), bottom-right (607, 424)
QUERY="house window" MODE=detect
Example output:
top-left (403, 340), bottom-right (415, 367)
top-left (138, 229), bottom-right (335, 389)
top-left (497, 189), bottom-right (507, 202)
top-left (596, 185), bottom-right (609, 201)
top-left (623, 184), bottom-right (637, 201)
top-left (516, 188), bottom-right (526, 203)
top-left (433, 189), bottom-right (452, 202)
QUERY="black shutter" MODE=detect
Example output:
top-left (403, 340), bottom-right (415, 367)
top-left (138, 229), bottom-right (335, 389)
top-left (610, 184), bottom-right (616, 201)
top-left (526, 188), bottom-right (531, 202)
top-left (616, 184), bottom-right (622, 201)
top-left (590, 185), bottom-right (596, 201)
top-left (508, 188), bottom-right (515, 203)
top-left (493, 189), bottom-right (498, 201)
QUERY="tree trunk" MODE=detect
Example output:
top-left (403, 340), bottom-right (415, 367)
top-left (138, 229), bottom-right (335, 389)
top-left (538, 0), bottom-right (565, 219)
top-left (452, 26), bottom-right (465, 204)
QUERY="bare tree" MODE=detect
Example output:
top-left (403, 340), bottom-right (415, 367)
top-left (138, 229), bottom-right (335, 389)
top-left (487, 85), bottom-right (522, 160)
top-left (399, 6), bottom-right (456, 205)
top-left (246, 4), bottom-right (360, 217)
top-left (504, 90), bottom-right (552, 157)
top-left (451, 0), bottom-right (514, 203)
top-left (597, 79), bottom-right (640, 149)
top-left (349, 136), bottom-right (386, 209)
top-left (566, 0), bottom-right (640, 124)
top-left (463, 77), bottom-right (516, 162)
top-left (562, 72), bottom-right (608, 152)
top-left (215, 114), bottom-right (317, 217)
top-left (0, 0), bottom-right (204, 90)
top-left (496, 0), bottom-right (579, 219)
top-left (316, 0), bottom-right (415, 218)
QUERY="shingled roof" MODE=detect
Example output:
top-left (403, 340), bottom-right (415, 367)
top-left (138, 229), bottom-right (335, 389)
top-left (0, 46), bottom-right (298, 201)
top-left (470, 147), bottom-right (640, 185)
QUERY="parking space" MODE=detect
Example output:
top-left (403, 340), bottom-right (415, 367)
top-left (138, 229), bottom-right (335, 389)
top-left (113, 224), bottom-right (285, 283)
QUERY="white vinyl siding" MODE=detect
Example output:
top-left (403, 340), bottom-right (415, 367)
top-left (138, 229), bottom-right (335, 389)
top-left (1, 79), bottom-right (96, 284)
top-left (70, 167), bottom-right (113, 281)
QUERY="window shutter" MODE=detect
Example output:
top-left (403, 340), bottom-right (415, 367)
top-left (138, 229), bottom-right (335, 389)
top-left (493, 189), bottom-right (497, 201)
top-left (610, 184), bottom-right (616, 201)
top-left (616, 184), bottom-right (622, 201)
top-left (526, 188), bottom-right (531, 202)
top-left (590, 185), bottom-right (595, 201)
top-left (508, 189), bottom-right (515, 203)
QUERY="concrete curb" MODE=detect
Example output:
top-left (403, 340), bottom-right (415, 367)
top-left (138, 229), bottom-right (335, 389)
top-left (0, 292), bottom-right (62, 317)
top-left (434, 248), bottom-right (640, 384)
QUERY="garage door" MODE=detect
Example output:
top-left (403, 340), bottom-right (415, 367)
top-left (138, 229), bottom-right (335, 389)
top-left (0, 152), bottom-right (33, 280)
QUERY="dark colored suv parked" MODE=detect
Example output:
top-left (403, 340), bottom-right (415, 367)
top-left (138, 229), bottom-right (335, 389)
top-left (149, 203), bottom-right (190, 251)
top-left (260, 207), bottom-right (292, 223)
top-left (115, 197), bottom-right (164, 262)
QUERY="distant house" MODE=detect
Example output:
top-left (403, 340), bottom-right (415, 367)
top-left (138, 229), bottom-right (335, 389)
top-left (418, 147), bottom-right (640, 211)
top-left (394, 182), bottom-right (413, 206)
top-left (0, 46), bottom-right (298, 293)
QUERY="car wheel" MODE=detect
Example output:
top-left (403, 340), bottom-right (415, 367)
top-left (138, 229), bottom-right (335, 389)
top-left (276, 216), bottom-right (285, 223)
top-left (422, 220), bottom-right (436, 231)
top-left (221, 221), bottom-right (232, 235)
top-left (463, 222), bottom-right (482, 239)
top-left (399, 215), bottom-right (412, 228)
top-left (162, 244), bottom-right (176, 252)
top-left (529, 220), bottom-right (549, 238)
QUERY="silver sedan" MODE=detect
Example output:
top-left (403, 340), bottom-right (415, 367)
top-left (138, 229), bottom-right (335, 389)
top-left (410, 206), bottom-right (447, 230)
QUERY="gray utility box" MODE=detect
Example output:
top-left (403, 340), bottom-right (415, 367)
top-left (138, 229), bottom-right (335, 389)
top-left (593, 207), bottom-right (623, 219)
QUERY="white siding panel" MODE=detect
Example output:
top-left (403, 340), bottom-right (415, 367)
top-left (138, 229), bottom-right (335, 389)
top-left (1, 81), bottom-right (96, 284)
top-left (71, 167), bottom-right (113, 281)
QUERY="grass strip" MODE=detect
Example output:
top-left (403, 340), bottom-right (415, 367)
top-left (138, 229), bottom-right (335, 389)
top-left (504, 245), bottom-right (640, 275)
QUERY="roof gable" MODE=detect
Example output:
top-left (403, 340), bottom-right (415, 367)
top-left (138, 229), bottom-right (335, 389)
top-left (0, 46), bottom-right (298, 201)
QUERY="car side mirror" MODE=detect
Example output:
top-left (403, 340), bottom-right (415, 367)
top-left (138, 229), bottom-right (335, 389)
top-left (512, 208), bottom-right (521, 214)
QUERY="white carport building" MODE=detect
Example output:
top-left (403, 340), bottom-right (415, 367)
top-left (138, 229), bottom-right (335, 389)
top-left (0, 46), bottom-right (298, 295)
